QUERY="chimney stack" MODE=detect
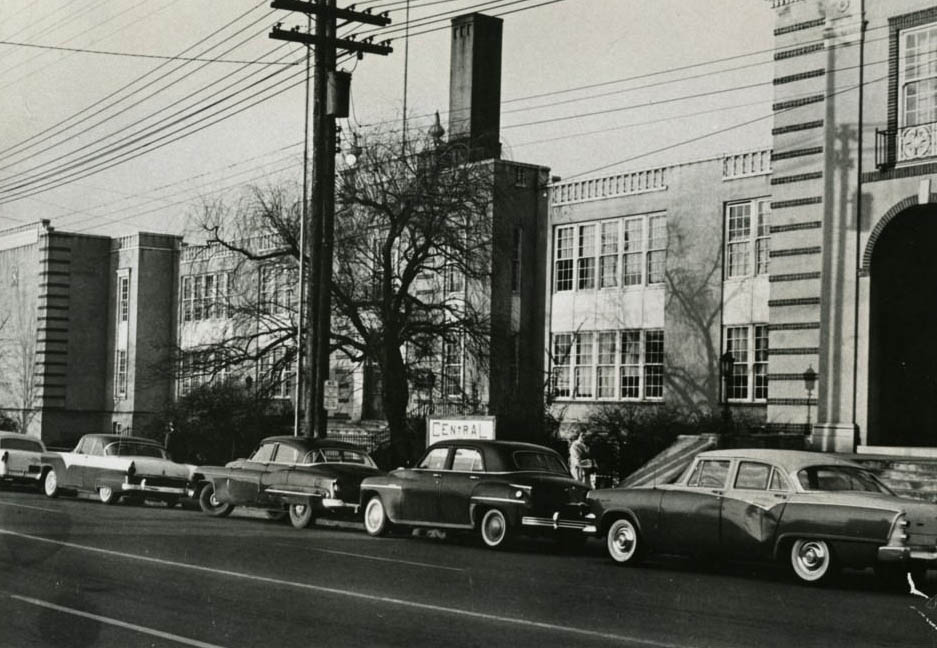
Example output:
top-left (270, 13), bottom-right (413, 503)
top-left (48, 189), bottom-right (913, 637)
top-left (447, 13), bottom-right (502, 161)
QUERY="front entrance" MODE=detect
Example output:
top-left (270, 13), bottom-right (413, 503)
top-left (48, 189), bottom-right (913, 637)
top-left (868, 206), bottom-right (937, 446)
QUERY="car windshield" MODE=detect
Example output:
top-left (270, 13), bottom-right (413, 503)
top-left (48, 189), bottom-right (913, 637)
top-left (513, 451), bottom-right (568, 475)
top-left (796, 465), bottom-right (894, 494)
top-left (0, 438), bottom-right (43, 452)
top-left (104, 442), bottom-right (167, 458)
top-left (304, 448), bottom-right (376, 467)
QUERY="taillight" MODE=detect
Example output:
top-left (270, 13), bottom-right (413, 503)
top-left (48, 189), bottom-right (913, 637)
top-left (331, 480), bottom-right (341, 497)
top-left (887, 513), bottom-right (909, 547)
top-left (127, 461), bottom-right (136, 478)
top-left (0, 451), bottom-right (7, 463)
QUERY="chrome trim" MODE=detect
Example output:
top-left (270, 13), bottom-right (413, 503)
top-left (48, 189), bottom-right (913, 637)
top-left (879, 546), bottom-right (937, 562)
top-left (472, 496), bottom-right (525, 504)
top-left (521, 516), bottom-right (590, 530)
top-left (368, 484), bottom-right (402, 490)
top-left (265, 488), bottom-right (326, 498)
top-left (322, 498), bottom-right (354, 509)
top-left (120, 484), bottom-right (186, 494)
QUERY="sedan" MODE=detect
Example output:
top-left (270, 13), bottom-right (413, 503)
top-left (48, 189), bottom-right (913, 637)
top-left (194, 436), bottom-right (383, 529)
top-left (359, 440), bottom-right (591, 549)
top-left (41, 434), bottom-right (193, 505)
top-left (588, 449), bottom-right (937, 583)
top-left (0, 432), bottom-right (46, 488)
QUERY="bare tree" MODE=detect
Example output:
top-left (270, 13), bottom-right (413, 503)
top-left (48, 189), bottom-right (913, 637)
top-left (0, 278), bottom-right (37, 433)
top-left (183, 134), bottom-right (496, 462)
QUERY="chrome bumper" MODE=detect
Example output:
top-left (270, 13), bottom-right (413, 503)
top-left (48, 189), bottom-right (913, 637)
top-left (322, 498), bottom-right (357, 510)
top-left (121, 479), bottom-right (187, 495)
top-left (522, 511), bottom-right (594, 533)
top-left (878, 546), bottom-right (937, 563)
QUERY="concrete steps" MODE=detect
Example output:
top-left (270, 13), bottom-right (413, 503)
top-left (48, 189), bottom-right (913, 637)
top-left (845, 454), bottom-right (937, 503)
top-left (621, 434), bottom-right (718, 488)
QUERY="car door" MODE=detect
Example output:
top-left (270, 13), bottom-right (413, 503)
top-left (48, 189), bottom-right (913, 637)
top-left (720, 461), bottom-right (789, 559)
top-left (436, 446), bottom-right (485, 526)
top-left (225, 442), bottom-right (276, 504)
top-left (657, 458), bottom-right (731, 555)
top-left (80, 437), bottom-right (108, 490)
top-left (260, 444), bottom-right (300, 505)
top-left (398, 446), bottom-right (451, 523)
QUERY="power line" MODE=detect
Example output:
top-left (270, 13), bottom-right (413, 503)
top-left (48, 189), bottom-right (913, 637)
top-left (0, 39), bottom-right (299, 65)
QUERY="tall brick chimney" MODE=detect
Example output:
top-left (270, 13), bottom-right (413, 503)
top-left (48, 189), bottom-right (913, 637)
top-left (447, 13), bottom-right (502, 161)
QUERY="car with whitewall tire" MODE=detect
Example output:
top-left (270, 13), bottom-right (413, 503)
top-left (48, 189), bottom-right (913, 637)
top-left (0, 433), bottom-right (46, 489)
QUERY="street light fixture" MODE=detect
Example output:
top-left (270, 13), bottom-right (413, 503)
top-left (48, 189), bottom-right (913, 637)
top-left (803, 366), bottom-right (818, 434)
top-left (720, 350), bottom-right (735, 432)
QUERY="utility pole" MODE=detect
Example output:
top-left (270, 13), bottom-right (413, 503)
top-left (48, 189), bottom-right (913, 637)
top-left (270, 0), bottom-right (391, 438)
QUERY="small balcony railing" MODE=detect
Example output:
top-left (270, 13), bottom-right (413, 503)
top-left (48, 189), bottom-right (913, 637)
top-left (877, 121), bottom-right (937, 169)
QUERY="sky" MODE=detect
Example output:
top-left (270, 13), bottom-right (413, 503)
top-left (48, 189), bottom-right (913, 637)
top-left (0, 0), bottom-right (776, 238)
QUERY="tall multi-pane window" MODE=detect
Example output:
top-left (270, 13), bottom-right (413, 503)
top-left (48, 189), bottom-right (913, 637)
top-left (551, 329), bottom-right (663, 401)
top-left (261, 265), bottom-right (296, 314)
top-left (554, 227), bottom-right (574, 291)
top-left (725, 324), bottom-right (768, 402)
top-left (442, 337), bottom-right (463, 398)
top-left (596, 332), bottom-right (617, 398)
top-left (181, 272), bottom-right (231, 322)
top-left (647, 215), bottom-right (667, 285)
top-left (115, 350), bottom-right (128, 399)
top-left (900, 23), bottom-right (937, 127)
top-left (644, 330), bottom-right (664, 398)
top-left (118, 275), bottom-right (130, 322)
top-left (622, 218), bottom-right (644, 286)
top-left (599, 221), bottom-right (618, 288)
top-left (574, 333), bottom-right (594, 398)
top-left (726, 202), bottom-right (751, 278)
top-left (259, 347), bottom-right (294, 399)
top-left (619, 331), bottom-right (641, 398)
top-left (552, 333), bottom-right (572, 398)
top-left (726, 199), bottom-right (770, 279)
top-left (553, 214), bottom-right (665, 293)
top-left (577, 224), bottom-right (596, 290)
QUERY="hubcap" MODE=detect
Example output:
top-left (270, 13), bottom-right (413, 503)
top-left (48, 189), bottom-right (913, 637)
top-left (210, 493), bottom-right (222, 507)
top-left (366, 501), bottom-right (382, 530)
top-left (485, 513), bottom-right (504, 542)
top-left (100, 488), bottom-right (111, 501)
top-left (295, 505), bottom-right (306, 515)
top-left (46, 472), bottom-right (56, 493)
top-left (614, 525), bottom-right (635, 554)
top-left (798, 542), bottom-right (826, 572)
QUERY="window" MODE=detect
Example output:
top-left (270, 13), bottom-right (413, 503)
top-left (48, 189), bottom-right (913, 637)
top-left (900, 23), bottom-right (937, 128)
top-left (647, 215), bottom-right (667, 284)
top-left (250, 443), bottom-right (276, 463)
top-left (725, 199), bottom-right (769, 279)
top-left (553, 213), bottom-right (665, 293)
top-left (552, 329), bottom-right (664, 401)
top-left (599, 221), bottom-right (618, 288)
top-left (725, 324), bottom-right (768, 402)
top-left (442, 337), bottom-right (463, 398)
top-left (513, 451), bottom-right (567, 475)
top-left (115, 350), bottom-right (128, 400)
top-left (419, 447), bottom-right (449, 470)
top-left (272, 445), bottom-right (300, 465)
top-left (551, 333), bottom-right (572, 398)
top-left (577, 224), bottom-right (596, 289)
top-left (574, 333), bottom-right (594, 398)
top-left (735, 462), bottom-right (770, 490)
top-left (260, 347), bottom-right (295, 399)
top-left (796, 466), bottom-right (891, 494)
top-left (0, 438), bottom-right (43, 452)
top-left (181, 272), bottom-right (232, 322)
top-left (697, 460), bottom-right (731, 489)
top-left (769, 468), bottom-right (790, 492)
top-left (261, 265), bottom-right (296, 315)
top-left (452, 448), bottom-right (484, 472)
top-left (554, 227), bottom-right (574, 292)
top-left (511, 228), bottom-right (522, 293)
top-left (117, 275), bottom-right (130, 322)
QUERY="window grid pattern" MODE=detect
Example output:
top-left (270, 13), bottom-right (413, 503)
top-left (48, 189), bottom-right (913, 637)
top-left (511, 228), bottom-right (522, 293)
top-left (260, 265), bottom-right (296, 315)
top-left (182, 272), bottom-right (232, 322)
top-left (260, 347), bottom-right (294, 399)
top-left (442, 337), bottom-right (463, 398)
top-left (725, 324), bottom-right (769, 402)
top-left (552, 213), bottom-right (666, 293)
top-left (755, 201), bottom-right (771, 275)
top-left (115, 350), bottom-right (128, 399)
top-left (118, 276), bottom-right (130, 322)
top-left (726, 203), bottom-right (751, 278)
top-left (902, 24), bottom-right (937, 127)
top-left (552, 329), bottom-right (664, 401)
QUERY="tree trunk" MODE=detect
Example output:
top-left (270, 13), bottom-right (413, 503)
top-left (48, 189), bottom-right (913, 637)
top-left (381, 342), bottom-right (411, 466)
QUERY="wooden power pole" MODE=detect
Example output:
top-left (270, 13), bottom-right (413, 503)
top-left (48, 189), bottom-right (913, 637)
top-left (270, 0), bottom-right (391, 437)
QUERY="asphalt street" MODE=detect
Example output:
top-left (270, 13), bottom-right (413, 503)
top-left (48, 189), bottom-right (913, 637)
top-left (0, 486), bottom-right (934, 648)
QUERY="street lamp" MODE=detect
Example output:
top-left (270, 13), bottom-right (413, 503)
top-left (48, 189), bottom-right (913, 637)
top-left (803, 366), bottom-right (818, 434)
top-left (720, 350), bottom-right (735, 432)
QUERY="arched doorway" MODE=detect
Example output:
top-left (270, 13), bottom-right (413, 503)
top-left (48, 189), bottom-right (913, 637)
top-left (868, 205), bottom-right (937, 446)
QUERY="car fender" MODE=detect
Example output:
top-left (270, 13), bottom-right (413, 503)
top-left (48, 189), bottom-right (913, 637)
top-left (468, 480), bottom-right (528, 527)
top-left (359, 476), bottom-right (403, 523)
top-left (770, 501), bottom-right (894, 561)
top-left (39, 453), bottom-right (67, 481)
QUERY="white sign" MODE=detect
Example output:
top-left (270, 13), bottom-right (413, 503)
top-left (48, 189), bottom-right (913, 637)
top-left (324, 380), bottom-right (339, 411)
top-left (427, 416), bottom-right (496, 446)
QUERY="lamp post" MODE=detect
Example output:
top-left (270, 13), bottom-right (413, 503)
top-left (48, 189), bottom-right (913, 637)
top-left (720, 350), bottom-right (735, 433)
top-left (803, 366), bottom-right (818, 434)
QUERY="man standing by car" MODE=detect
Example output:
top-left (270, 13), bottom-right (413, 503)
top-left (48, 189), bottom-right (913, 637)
top-left (568, 431), bottom-right (590, 483)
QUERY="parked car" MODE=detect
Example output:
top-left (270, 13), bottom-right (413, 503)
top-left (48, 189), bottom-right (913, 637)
top-left (587, 449), bottom-right (937, 583)
top-left (0, 432), bottom-right (46, 488)
top-left (359, 440), bottom-right (592, 549)
top-left (194, 436), bottom-right (383, 529)
top-left (41, 434), bottom-right (194, 505)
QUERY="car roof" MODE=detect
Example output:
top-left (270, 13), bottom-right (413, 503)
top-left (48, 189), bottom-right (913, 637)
top-left (0, 432), bottom-right (43, 442)
top-left (697, 449), bottom-right (860, 473)
top-left (428, 439), bottom-right (559, 453)
top-left (84, 434), bottom-right (163, 446)
top-left (260, 436), bottom-right (366, 452)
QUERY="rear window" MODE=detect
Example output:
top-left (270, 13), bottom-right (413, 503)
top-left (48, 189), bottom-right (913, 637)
top-left (0, 438), bottom-right (44, 452)
top-left (306, 448), bottom-right (376, 467)
top-left (513, 451), bottom-right (567, 475)
top-left (104, 442), bottom-right (166, 458)
top-left (797, 465), bottom-right (892, 494)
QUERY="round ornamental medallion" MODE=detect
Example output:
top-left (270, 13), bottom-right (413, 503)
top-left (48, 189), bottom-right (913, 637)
top-left (837, 0), bottom-right (850, 13)
top-left (902, 126), bottom-right (932, 159)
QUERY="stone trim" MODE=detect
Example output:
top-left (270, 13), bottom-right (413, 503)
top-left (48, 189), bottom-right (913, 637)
top-left (768, 373), bottom-right (821, 381)
top-left (768, 347), bottom-right (820, 355)
top-left (767, 398), bottom-right (816, 406)
top-left (771, 171), bottom-right (823, 185)
top-left (774, 18), bottom-right (825, 36)
top-left (863, 160), bottom-right (937, 183)
top-left (772, 120), bottom-right (824, 136)
top-left (775, 43), bottom-right (824, 61)
top-left (772, 146), bottom-right (823, 161)
top-left (774, 69), bottom-right (826, 86)
top-left (769, 322), bottom-right (820, 331)
top-left (768, 297), bottom-right (821, 307)
top-left (773, 95), bottom-right (825, 112)
top-left (771, 197), bottom-right (822, 209)
top-left (860, 194), bottom-right (937, 273)
top-left (770, 221), bottom-right (822, 233)
top-left (770, 246), bottom-right (821, 258)
top-left (769, 271), bottom-right (822, 282)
